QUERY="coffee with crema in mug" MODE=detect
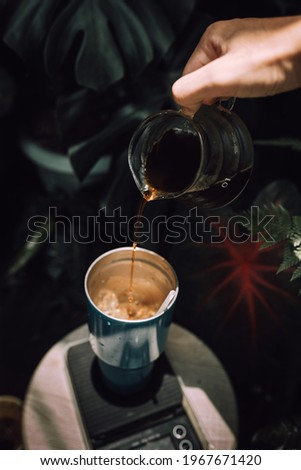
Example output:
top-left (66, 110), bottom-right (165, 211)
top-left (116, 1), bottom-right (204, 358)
top-left (89, 264), bottom-right (168, 321)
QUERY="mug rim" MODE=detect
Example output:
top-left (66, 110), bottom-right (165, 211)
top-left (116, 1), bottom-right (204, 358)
top-left (84, 246), bottom-right (179, 324)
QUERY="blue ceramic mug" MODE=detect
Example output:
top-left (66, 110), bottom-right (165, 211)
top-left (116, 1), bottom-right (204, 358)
top-left (84, 247), bottom-right (178, 394)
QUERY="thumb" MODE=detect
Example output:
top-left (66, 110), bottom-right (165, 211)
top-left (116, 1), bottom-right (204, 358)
top-left (172, 57), bottom-right (236, 116)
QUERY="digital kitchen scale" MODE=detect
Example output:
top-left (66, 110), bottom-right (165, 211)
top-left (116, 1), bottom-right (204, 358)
top-left (66, 340), bottom-right (236, 450)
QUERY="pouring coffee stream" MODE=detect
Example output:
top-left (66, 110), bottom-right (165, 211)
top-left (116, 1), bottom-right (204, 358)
top-left (127, 198), bottom-right (147, 316)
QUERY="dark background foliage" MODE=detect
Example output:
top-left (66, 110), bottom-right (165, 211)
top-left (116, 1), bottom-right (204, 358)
top-left (1, 0), bottom-right (301, 450)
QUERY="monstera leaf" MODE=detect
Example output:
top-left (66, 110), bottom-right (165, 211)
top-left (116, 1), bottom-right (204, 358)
top-left (2, 0), bottom-right (199, 94)
top-left (2, 0), bottom-right (155, 92)
top-left (0, 0), bottom-right (200, 180)
top-left (44, 0), bottom-right (154, 93)
top-left (3, 0), bottom-right (62, 68)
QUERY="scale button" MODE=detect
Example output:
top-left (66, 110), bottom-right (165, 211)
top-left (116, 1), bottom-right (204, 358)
top-left (179, 439), bottom-right (193, 450)
top-left (172, 424), bottom-right (187, 439)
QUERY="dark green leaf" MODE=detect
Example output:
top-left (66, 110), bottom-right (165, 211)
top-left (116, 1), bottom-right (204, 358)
top-left (291, 264), bottom-right (301, 282)
top-left (99, 0), bottom-right (153, 73)
top-left (259, 239), bottom-right (282, 250)
top-left (291, 216), bottom-right (301, 239)
top-left (44, 0), bottom-right (153, 92)
top-left (125, 0), bottom-right (174, 57)
top-left (277, 243), bottom-right (300, 273)
top-left (3, 0), bottom-right (62, 66)
top-left (6, 215), bottom-right (52, 279)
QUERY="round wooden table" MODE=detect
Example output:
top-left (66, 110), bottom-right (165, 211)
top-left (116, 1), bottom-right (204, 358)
top-left (22, 323), bottom-right (238, 450)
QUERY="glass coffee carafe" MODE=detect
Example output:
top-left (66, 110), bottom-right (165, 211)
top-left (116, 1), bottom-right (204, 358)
top-left (128, 103), bottom-right (254, 209)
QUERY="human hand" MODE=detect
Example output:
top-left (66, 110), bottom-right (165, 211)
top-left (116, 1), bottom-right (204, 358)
top-left (172, 16), bottom-right (301, 116)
